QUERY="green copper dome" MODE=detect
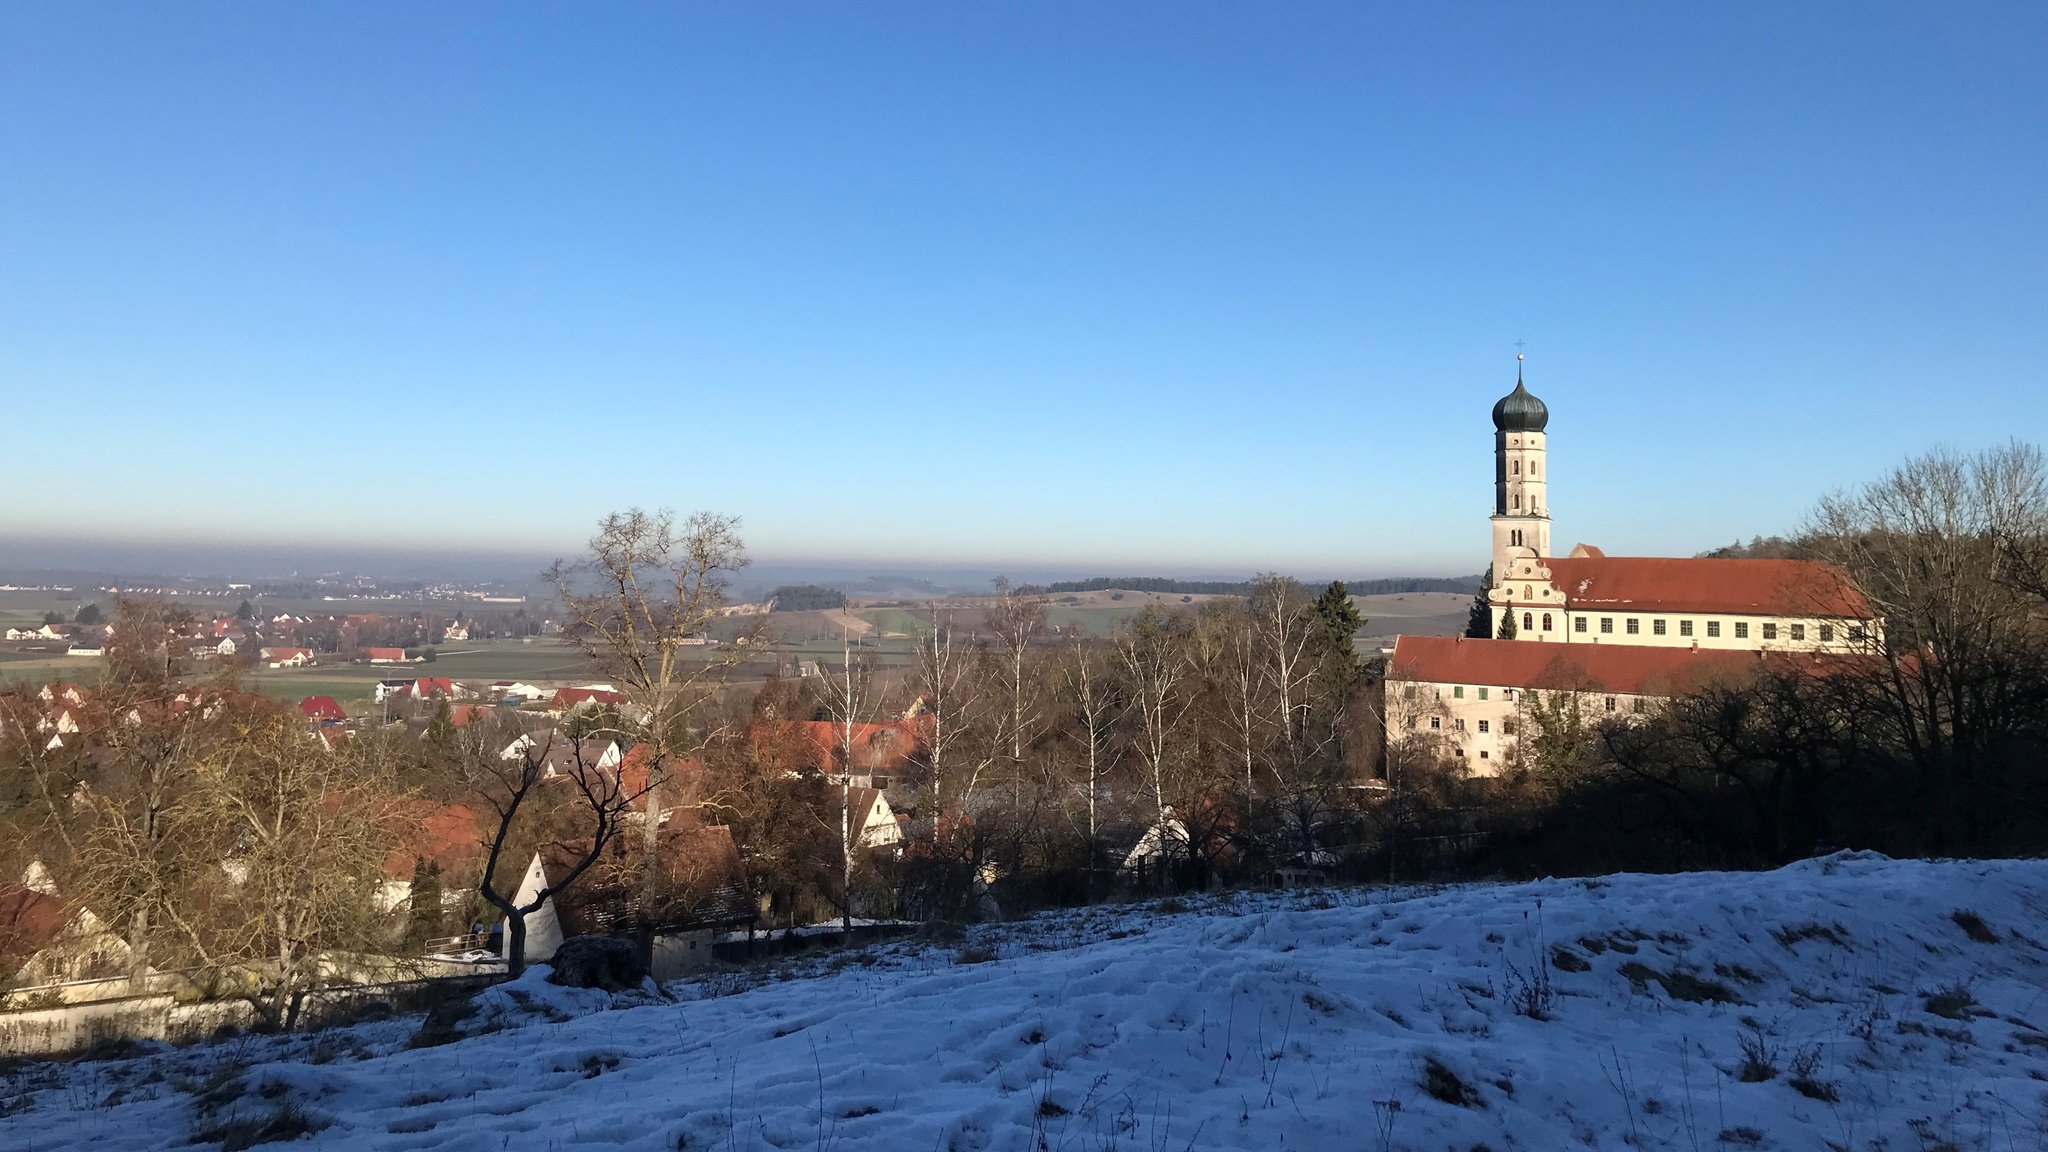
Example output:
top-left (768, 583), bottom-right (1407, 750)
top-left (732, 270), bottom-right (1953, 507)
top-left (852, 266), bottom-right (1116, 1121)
top-left (1491, 376), bottom-right (1549, 433)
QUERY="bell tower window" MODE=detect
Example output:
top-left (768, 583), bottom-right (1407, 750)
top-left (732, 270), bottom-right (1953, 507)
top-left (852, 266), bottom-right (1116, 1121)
top-left (1512, 459), bottom-right (1520, 475)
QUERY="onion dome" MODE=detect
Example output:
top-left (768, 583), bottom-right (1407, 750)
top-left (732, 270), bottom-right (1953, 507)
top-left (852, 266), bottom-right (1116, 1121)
top-left (1491, 360), bottom-right (1548, 432)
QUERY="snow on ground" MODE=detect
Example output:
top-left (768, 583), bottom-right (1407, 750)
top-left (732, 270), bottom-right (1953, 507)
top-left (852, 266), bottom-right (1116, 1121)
top-left (6, 853), bottom-right (2048, 1151)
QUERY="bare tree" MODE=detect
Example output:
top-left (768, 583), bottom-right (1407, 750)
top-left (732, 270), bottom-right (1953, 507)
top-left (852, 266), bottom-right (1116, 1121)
top-left (1806, 443), bottom-right (2048, 847)
top-left (1117, 607), bottom-right (1195, 867)
top-left (458, 725), bottom-right (649, 975)
top-left (816, 634), bottom-right (879, 937)
top-left (985, 578), bottom-right (1048, 812)
top-left (1059, 635), bottom-right (1127, 902)
top-left (547, 508), bottom-right (761, 830)
top-left (913, 604), bottom-right (994, 815)
top-left (172, 712), bottom-right (402, 1028)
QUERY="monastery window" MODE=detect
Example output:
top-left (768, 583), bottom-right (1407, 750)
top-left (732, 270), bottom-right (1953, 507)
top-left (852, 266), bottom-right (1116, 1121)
top-left (1513, 493), bottom-right (1521, 509)
top-left (1478, 720), bottom-right (1490, 733)
top-left (1626, 618), bottom-right (1640, 635)
top-left (1406, 715), bottom-right (1416, 728)
top-left (1403, 685), bottom-right (1417, 699)
top-left (1429, 716), bottom-right (1440, 730)
top-left (1479, 750), bottom-right (1489, 760)
top-left (1632, 698), bottom-right (1645, 713)
top-left (1455, 747), bottom-right (1465, 757)
top-left (1502, 717), bottom-right (1517, 734)
top-left (1734, 622), bottom-right (1749, 639)
top-left (1820, 625), bottom-right (1834, 642)
top-left (1512, 459), bottom-right (1520, 475)
top-left (1532, 462), bottom-right (1539, 477)
top-left (1763, 623), bottom-right (1778, 641)
top-left (1453, 685), bottom-right (1464, 699)
top-left (1574, 617), bottom-right (1587, 633)
top-left (1653, 619), bottom-right (1667, 636)
top-left (1504, 689), bottom-right (1516, 701)
top-left (1604, 696), bottom-right (1618, 712)
top-left (1791, 624), bottom-right (1806, 641)
top-left (1453, 718), bottom-right (1466, 732)
top-left (1849, 624), bottom-right (1866, 642)
top-left (1478, 687), bottom-right (1489, 701)
top-left (1527, 690), bottom-right (1541, 703)
top-left (1523, 612), bottom-right (1533, 631)
top-left (1542, 613), bottom-right (1552, 631)
top-left (1706, 621), bottom-right (1721, 638)
top-left (1600, 617), bottom-right (1614, 634)
top-left (1680, 620), bottom-right (1694, 637)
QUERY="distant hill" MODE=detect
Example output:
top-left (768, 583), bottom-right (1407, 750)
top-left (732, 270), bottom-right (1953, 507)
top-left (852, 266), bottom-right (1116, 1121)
top-left (1018, 575), bottom-right (1483, 597)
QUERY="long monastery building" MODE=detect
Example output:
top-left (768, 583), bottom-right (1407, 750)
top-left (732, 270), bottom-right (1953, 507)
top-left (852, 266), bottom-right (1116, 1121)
top-left (1384, 361), bottom-right (1881, 772)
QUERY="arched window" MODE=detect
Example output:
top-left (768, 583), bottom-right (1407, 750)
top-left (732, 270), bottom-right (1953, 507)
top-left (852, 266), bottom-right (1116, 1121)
top-left (1532, 462), bottom-right (1539, 477)
top-left (1523, 612), bottom-right (1533, 632)
top-left (1512, 493), bottom-right (1521, 509)
top-left (1512, 459), bottom-right (1520, 475)
top-left (1542, 613), bottom-right (1553, 631)
top-left (1510, 529), bottom-right (1520, 547)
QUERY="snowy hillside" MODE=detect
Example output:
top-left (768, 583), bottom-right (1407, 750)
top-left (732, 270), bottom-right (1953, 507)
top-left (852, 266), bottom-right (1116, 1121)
top-left (6, 853), bottom-right (2048, 1151)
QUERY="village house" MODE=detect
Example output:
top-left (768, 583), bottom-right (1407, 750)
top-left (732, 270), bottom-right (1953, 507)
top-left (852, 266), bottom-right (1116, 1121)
top-left (260, 646), bottom-right (315, 668)
top-left (5, 624), bottom-right (65, 642)
top-left (365, 647), bottom-right (410, 664)
top-left (298, 695), bottom-right (347, 725)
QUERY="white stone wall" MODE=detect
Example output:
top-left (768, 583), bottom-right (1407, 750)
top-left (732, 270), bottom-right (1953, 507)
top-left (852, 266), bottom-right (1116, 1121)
top-left (1385, 675), bottom-right (1656, 777)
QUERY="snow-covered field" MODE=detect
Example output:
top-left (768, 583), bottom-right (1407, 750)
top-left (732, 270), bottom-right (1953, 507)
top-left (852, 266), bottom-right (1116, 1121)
top-left (6, 853), bottom-right (2048, 1151)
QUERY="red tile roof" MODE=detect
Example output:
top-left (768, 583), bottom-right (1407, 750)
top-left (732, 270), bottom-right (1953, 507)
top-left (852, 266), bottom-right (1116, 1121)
top-left (448, 704), bottom-right (493, 727)
top-left (299, 695), bottom-right (347, 722)
top-left (413, 677), bottom-right (456, 697)
top-left (1389, 635), bottom-right (1776, 697)
top-left (384, 802), bottom-right (484, 881)
top-left (0, 886), bottom-right (68, 971)
top-left (365, 647), bottom-right (408, 661)
top-left (787, 719), bottom-right (928, 777)
top-left (1532, 557), bottom-right (1871, 618)
top-left (551, 687), bottom-right (625, 710)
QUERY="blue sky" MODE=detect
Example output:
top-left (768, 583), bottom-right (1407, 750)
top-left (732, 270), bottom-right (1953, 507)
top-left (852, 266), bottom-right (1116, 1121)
top-left (3, 3), bottom-right (2043, 578)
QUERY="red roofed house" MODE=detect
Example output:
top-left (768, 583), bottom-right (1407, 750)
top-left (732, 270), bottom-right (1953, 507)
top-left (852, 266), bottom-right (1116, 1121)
top-left (262, 646), bottom-right (315, 668)
top-left (366, 647), bottom-right (410, 664)
top-left (299, 695), bottom-right (347, 725)
top-left (1477, 364), bottom-right (1881, 653)
top-left (412, 676), bottom-right (463, 701)
top-left (786, 717), bottom-right (930, 789)
top-left (550, 686), bottom-right (625, 712)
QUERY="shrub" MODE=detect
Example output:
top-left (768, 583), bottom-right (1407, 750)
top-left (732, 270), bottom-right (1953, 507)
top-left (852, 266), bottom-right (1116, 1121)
top-left (1950, 910), bottom-right (1998, 944)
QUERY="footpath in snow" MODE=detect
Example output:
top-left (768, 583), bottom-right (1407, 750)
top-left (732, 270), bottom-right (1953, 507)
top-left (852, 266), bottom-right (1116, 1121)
top-left (5, 852), bottom-right (2047, 1151)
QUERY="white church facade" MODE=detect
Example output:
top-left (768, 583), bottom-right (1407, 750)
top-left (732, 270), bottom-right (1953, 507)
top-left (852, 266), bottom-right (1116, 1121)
top-left (1384, 360), bottom-right (1881, 774)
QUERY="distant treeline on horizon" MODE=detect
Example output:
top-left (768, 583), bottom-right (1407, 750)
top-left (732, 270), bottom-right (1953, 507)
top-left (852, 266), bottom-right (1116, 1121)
top-left (1014, 575), bottom-right (1483, 597)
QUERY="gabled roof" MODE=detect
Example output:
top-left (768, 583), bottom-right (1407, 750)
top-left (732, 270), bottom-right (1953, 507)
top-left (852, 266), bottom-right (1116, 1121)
top-left (1388, 635), bottom-right (1775, 697)
top-left (1536, 557), bottom-right (1871, 618)
top-left (384, 802), bottom-right (483, 881)
top-left (365, 647), bottom-right (408, 660)
top-left (299, 695), bottom-right (347, 722)
top-left (551, 687), bottom-right (625, 710)
top-left (0, 886), bottom-right (69, 973)
top-left (787, 718), bottom-right (929, 776)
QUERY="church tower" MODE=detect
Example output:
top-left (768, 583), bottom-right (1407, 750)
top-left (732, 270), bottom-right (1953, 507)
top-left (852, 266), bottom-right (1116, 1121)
top-left (1489, 355), bottom-right (1550, 580)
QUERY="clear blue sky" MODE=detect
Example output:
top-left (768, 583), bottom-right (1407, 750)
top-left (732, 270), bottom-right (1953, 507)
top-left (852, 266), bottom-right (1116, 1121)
top-left (3, 3), bottom-right (2043, 578)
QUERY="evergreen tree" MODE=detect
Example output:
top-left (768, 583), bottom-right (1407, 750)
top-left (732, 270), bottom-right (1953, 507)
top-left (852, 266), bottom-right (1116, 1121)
top-left (1497, 608), bottom-right (1518, 640)
top-left (1464, 567), bottom-right (1494, 638)
top-left (235, 600), bottom-right (254, 621)
top-left (1310, 581), bottom-right (1365, 692)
